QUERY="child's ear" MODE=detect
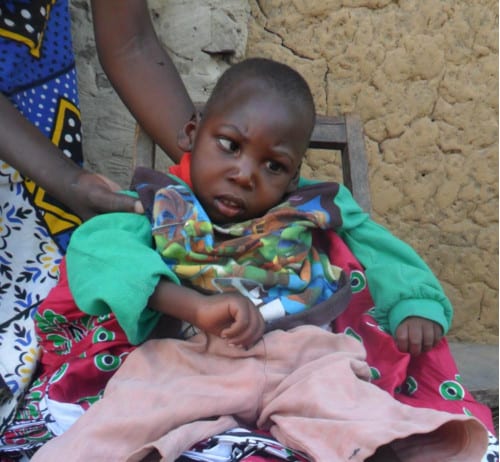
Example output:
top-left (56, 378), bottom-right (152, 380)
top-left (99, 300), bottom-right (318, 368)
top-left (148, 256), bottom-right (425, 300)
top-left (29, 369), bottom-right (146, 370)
top-left (286, 166), bottom-right (301, 193)
top-left (177, 112), bottom-right (201, 151)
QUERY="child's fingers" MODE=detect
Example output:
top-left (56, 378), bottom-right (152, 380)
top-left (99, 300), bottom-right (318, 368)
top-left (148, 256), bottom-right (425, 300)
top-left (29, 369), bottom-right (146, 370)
top-left (221, 319), bottom-right (256, 346)
top-left (220, 305), bottom-right (250, 337)
top-left (434, 323), bottom-right (443, 342)
top-left (422, 323), bottom-right (437, 352)
top-left (396, 317), bottom-right (443, 356)
top-left (395, 323), bottom-right (410, 353)
top-left (422, 337), bottom-right (434, 352)
top-left (407, 323), bottom-right (423, 356)
top-left (221, 308), bottom-right (264, 348)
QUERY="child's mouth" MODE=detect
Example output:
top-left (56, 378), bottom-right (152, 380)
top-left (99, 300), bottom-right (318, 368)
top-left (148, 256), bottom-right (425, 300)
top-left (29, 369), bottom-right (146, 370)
top-left (215, 196), bottom-right (245, 218)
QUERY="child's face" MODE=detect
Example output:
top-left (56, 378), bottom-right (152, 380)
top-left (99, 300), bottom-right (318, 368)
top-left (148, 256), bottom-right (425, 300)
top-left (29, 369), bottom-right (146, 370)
top-left (188, 80), bottom-right (310, 225)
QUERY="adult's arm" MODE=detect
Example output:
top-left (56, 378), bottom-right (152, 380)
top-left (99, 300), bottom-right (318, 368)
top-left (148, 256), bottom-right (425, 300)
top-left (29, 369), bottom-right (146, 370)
top-left (0, 94), bottom-right (141, 220)
top-left (91, 0), bottom-right (195, 163)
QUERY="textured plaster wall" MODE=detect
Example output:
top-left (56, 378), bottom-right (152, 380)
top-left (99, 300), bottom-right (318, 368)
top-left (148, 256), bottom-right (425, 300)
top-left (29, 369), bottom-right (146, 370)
top-left (72, 0), bottom-right (498, 343)
top-left (245, 0), bottom-right (499, 344)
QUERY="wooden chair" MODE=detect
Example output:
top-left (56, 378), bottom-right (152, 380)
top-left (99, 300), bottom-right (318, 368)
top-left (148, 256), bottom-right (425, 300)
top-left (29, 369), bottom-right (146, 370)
top-left (132, 111), bottom-right (498, 428)
top-left (133, 111), bottom-right (372, 214)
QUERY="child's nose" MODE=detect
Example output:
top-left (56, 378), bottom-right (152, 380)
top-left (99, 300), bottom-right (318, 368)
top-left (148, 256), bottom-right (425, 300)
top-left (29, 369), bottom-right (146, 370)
top-left (230, 157), bottom-right (256, 189)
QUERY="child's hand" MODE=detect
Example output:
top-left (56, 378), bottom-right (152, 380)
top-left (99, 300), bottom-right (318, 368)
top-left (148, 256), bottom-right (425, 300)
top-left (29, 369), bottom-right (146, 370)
top-left (195, 293), bottom-right (265, 348)
top-left (395, 316), bottom-right (443, 356)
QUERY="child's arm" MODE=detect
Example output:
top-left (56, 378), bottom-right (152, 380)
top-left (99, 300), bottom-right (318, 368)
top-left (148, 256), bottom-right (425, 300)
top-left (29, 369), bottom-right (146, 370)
top-left (332, 184), bottom-right (451, 354)
top-left (65, 209), bottom-right (171, 344)
top-left (90, 0), bottom-right (195, 162)
top-left (65, 208), bottom-right (264, 347)
top-left (149, 281), bottom-right (265, 348)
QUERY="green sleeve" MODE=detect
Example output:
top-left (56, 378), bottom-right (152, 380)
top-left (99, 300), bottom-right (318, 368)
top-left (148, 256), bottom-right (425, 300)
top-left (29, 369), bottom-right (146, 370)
top-left (331, 183), bottom-right (453, 335)
top-left (65, 207), bottom-right (180, 345)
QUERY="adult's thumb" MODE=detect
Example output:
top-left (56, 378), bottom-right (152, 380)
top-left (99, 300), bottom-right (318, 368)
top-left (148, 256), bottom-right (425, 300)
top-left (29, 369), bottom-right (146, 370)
top-left (100, 190), bottom-right (144, 215)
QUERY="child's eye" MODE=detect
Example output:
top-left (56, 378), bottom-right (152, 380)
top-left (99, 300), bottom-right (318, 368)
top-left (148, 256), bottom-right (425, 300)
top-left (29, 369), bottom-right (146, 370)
top-left (218, 137), bottom-right (239, 153)
top-left (266, 160), bottom-right (286, 173)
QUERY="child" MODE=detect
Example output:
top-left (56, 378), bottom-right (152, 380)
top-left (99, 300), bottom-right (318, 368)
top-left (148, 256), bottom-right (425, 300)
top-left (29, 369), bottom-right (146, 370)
top-left (3, 59), bottom-right (495, 461)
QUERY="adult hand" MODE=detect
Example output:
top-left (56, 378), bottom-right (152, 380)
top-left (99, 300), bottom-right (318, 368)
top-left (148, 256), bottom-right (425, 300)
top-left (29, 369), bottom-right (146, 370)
top-left (69, 170), bottom-right (143, 221)
top-left (0, 94), bottom-right (143, 221)
top-left (195, 292), bottom-right (266, 348)
top-left (395, 316), bottom-right (443, 356)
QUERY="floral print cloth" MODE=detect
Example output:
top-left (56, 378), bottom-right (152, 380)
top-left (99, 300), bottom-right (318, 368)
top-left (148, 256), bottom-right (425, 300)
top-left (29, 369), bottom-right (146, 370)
top-left (0, 0), bottom-right (83, 434)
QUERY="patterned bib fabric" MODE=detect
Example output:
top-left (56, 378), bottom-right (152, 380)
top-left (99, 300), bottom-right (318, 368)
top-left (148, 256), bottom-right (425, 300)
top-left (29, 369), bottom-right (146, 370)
top-left (151, 180), bottom-right (344, 322)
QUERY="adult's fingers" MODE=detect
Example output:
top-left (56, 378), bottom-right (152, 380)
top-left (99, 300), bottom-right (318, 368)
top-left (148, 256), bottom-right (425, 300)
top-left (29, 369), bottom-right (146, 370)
top-left (91, 188), bottom-right (144, 215)
top-left (88, 175), bottom-right (143, 215)
top-left (72, 172), bottom-right (144, 219)
top-left (91, 172), bottom-right (122, 192)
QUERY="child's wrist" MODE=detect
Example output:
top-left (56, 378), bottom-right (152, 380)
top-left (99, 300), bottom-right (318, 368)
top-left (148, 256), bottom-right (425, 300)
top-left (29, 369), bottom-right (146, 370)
top-left (151, 279), bottom-right (203, 325)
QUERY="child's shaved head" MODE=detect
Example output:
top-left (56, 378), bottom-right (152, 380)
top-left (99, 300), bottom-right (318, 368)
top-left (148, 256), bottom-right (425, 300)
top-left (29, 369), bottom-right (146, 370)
top-left (203, 58), bottom-right (316, 143)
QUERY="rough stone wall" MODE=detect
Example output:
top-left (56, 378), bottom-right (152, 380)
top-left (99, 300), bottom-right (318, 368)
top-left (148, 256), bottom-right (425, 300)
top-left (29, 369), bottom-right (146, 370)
top-left (71, 0), bottom-right (498, 344)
